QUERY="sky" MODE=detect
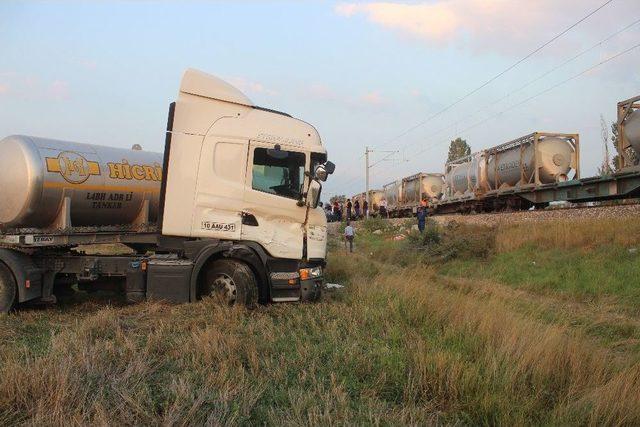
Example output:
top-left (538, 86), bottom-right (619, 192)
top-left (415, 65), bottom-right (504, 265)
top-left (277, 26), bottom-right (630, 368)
top-left (1, 0), bottom-right (639, 199)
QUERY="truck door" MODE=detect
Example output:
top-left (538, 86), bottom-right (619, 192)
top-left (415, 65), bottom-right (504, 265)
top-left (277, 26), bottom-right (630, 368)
top-left (242, 141), bottom-right (307, 259)
top-left (190, 136), bottom-right (248, 240)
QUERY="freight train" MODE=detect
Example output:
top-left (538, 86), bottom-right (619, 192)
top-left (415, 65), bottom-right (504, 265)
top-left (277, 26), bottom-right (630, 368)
top-left (353, 95), bottom-right (640, 216)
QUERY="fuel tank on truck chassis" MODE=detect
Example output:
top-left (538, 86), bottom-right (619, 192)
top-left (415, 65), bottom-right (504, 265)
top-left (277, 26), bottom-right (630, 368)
top-left (0, 135), bottom-right (163, 231)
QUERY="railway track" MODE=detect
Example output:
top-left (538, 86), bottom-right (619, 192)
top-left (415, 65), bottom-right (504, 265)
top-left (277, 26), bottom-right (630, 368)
top-left (328, 202), bottom-right (640, 232)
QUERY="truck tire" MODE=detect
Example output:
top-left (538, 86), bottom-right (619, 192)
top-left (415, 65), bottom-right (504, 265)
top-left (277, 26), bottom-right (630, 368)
top-left (201, 259), bottom-right (258, 307)
top-left (0, 262), bottom-right (17, 313)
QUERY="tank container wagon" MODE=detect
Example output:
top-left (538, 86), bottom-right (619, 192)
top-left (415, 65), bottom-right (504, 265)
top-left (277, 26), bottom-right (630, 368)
top-left (367, 189), bottom-right (385, 214)
top-left (438, 132), bottom-right (579, 213)
top-left (351, 190), bottom-right (384, 216)
top-left (0, 69), bottom-right (336, 313)
top-left (397, 173), bottom-right (444, 216)
top-left (617, 95), bottom-right (640, 169)
top-left (382, 180), bottom-right (402, 216)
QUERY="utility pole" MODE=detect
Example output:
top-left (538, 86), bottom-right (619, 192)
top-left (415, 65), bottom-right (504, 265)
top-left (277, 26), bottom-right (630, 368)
top-left (364, 146), bottom-right (399, 218)
top-left (365, 147), bottom-right (371, 218)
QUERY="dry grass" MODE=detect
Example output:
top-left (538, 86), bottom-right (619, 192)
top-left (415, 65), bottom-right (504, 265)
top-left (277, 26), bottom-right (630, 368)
top-left (496, 217), bottom-right (640, 252)
top-left (1, 218), bottom-right (639, 425)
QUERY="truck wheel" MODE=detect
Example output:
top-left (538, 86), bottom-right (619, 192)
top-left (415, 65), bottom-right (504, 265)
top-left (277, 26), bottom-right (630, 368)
top-left (201, 259), bottom-right (258, 307)
top-left (0, 262), bottom-right (17, 313)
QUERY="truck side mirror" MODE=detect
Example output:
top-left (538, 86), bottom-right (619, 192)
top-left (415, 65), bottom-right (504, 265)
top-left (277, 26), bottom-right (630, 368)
top-left (306, 180), bottom-right (322, 209)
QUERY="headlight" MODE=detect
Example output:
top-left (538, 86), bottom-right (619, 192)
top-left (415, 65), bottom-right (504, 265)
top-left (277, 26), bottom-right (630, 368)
top-left (299, 267), bottom-right (323, 280)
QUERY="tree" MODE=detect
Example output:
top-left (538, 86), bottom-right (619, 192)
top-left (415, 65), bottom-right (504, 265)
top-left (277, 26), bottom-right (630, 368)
top-left (611, 121), bottom-right (621, 172)
top-left (597, 114), bottom-right (613, 176)
top-left (447, 137), bottom-right (471, 163)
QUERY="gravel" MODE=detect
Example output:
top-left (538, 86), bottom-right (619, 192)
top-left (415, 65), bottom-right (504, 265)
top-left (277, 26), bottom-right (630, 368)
top-left (328, 203), bottom-right (640, 233)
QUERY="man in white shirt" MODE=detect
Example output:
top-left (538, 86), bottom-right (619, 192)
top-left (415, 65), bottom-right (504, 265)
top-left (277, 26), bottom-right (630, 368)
top-left (344, 221), bottom-right (355, 253)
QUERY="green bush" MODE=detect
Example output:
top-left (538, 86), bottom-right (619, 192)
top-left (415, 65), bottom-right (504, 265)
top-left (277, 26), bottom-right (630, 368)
top-left (409, 221), bottom-right (496, 263)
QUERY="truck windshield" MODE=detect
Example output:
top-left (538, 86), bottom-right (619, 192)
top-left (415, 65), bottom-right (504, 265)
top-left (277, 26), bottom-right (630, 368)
top-left (252, 147), bottom-right (306, 200)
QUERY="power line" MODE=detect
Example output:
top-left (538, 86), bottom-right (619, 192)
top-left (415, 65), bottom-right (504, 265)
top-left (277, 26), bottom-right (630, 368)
top-left (370, 0), bottom-right (615, 156)
top-left (392, 16), bottom-right (640, 159)
top-left (364, 41), bottom-right (640, 187)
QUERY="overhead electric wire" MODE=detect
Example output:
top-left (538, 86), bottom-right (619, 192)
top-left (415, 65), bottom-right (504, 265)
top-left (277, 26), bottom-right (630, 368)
top-left (365, 41), bottom-right (640, 188)
top-left (366, 0), bottom-right (615, 160)
top-left (388, 16), bottom-right (640, 160)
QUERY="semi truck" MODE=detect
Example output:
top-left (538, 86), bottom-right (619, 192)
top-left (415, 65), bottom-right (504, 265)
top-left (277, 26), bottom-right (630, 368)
top-left (0, 69), bottom-right (335, 312)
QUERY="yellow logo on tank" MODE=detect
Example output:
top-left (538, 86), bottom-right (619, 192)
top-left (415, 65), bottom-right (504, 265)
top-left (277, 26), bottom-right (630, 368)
top-left (46, 151), bottom-right (100, 184)
top-left (107, 160), bottom-right (162, 182)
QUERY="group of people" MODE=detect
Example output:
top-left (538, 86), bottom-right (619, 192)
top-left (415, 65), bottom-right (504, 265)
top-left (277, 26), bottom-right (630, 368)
top-left (325, 197), bottom-right (392, 222)
top-left (326, 198), bottom-right (369, 221)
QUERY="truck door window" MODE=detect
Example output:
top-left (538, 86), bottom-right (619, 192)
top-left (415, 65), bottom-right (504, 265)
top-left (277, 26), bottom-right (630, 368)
top-left (252, 148), bottom-right (306, 200)
top-left (311, 152), bottom-right (327, 176)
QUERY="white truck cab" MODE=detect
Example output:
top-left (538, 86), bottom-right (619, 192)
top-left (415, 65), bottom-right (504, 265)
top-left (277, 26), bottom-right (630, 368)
top-left (163, 69), bottom-right (329, 261)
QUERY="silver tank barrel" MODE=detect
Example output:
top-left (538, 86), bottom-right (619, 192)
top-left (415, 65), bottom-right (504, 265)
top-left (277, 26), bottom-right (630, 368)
top-left (402, 173), bottom-right (443, 204)
top-left (624, 110), bottom-right (640, 155)
top-left (487, 136), bottom-right (574, 187)
top-left (383, 181), bottom-right (402, 210)
top-left (0, 135), bottom-right (163, 229)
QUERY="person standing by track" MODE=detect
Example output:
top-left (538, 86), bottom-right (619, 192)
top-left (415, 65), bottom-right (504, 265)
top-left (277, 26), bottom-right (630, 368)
top-left (363, 199), bottom-right (368, 218)
top-left (417, 206), bottom-right (427, 233)
top-left (344, 221), bottom-right (355, 253)
top-left (354, 199), bottom-right (361, 219)
top-left (346, 198), bottom-right (353, 221)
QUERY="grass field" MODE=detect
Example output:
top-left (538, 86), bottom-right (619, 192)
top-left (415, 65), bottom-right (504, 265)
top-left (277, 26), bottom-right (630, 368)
top-left (1, 217), bottom-right (639, 425)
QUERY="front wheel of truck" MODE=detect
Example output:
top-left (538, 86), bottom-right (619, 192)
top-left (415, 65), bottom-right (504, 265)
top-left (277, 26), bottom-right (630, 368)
top-left (0, 262), bottom-right (17, 313)
top-left (200, 259), bottom-right (258, 308)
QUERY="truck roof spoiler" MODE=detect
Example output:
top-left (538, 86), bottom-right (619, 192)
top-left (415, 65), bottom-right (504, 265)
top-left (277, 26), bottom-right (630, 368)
top-left (180, 68), bottom-right (254, 107)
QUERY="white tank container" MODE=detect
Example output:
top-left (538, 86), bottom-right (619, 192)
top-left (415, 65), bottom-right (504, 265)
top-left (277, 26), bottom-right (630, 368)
top-left (487, 136), bottom-right (574, 187)
top-left (624, 109), bottom-right (640, 155)
top-left (446, 155), bottom-right (483, 195)
top-left (0, 135), bottom-right (163, 229)
top-left (383, 181), bottom-right (402, 210)
top-left (402, 173), bottom-right (443, 204)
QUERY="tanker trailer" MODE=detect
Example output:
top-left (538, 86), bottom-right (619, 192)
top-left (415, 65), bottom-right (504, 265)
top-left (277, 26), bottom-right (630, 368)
top-left (0, 135), bottom-right (163, 231)
top-left (485, 132), bottom-right (578, 189)
top-left (617, 95), bottom-right (640, 168)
